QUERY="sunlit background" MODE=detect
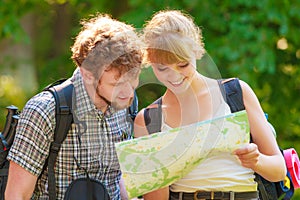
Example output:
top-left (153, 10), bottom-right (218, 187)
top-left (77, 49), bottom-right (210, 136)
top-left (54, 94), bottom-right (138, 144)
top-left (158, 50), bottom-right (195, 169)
top-left (0, 0), bottom-right (300, 198)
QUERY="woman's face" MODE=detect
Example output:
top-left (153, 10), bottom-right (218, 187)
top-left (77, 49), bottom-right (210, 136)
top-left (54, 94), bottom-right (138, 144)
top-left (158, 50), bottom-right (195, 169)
top-left (151, 60), bottom-right (196, 94)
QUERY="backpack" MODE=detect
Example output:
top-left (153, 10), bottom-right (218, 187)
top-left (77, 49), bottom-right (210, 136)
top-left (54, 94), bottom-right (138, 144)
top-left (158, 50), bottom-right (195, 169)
top-left (143, 78), bottom-right (297, 200)
top-left (0, 78), bottom-right (138, 200)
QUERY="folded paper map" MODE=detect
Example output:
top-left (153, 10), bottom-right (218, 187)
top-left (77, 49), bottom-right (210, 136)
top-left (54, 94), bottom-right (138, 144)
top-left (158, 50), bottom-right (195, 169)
top-left (115, 110), bottom-right (249, 198)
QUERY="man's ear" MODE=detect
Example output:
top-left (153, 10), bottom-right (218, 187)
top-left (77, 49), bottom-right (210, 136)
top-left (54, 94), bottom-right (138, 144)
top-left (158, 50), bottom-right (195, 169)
top-left (80, 67), bottom-right (95, 85)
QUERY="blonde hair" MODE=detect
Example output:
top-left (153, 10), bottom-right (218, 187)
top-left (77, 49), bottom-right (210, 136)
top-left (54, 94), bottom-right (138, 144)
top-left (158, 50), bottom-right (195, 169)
top-left (71, 13), bottom-right (143, 78)
top-left (143, 10), bottom-right (205, 64)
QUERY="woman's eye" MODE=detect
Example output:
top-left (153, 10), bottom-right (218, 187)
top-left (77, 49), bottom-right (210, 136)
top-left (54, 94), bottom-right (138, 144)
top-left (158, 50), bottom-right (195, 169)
top-left (157, 67), bottom-right (167, 72)
top-left (178, 62), bottom-right (189, 68)
top-left (152, 64), bottom-right (167, 72)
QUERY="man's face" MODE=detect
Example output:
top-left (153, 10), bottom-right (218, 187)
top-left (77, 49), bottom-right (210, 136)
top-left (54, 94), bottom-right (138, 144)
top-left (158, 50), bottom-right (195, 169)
top-left (96, 68), bottom-right (139, 110)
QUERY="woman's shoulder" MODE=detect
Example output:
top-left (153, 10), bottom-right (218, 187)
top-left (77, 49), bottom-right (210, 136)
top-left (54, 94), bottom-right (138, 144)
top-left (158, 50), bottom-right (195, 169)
top-left (135, 100), bottom-right (161, 125)
top-left (134, 97), bottom-right (163, 137)
top-left (219, 78), bottom-right (252, 92)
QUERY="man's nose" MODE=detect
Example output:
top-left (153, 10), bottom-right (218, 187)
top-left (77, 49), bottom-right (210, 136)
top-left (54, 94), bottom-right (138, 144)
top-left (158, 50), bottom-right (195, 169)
top-left (121, 82), bottom-right (134, 97)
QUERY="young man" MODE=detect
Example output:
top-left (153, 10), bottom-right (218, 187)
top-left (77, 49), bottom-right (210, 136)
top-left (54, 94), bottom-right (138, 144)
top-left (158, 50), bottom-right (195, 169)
top-left (5, 13), bottom-right (143, 199)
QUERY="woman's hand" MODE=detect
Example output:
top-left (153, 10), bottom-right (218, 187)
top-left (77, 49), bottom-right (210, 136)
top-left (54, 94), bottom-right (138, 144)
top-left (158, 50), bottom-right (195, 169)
top-left (234, 143), bottom-right (260, 171)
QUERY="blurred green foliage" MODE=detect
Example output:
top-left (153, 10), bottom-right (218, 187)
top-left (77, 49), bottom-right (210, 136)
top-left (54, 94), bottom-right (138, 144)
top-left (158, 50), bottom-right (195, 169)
top-left (0, 0), bottom-right (300, 198)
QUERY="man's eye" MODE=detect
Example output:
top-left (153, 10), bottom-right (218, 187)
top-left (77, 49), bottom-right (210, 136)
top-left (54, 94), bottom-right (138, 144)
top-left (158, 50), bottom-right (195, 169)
top-left (111, 82), bottom-right (122, 87)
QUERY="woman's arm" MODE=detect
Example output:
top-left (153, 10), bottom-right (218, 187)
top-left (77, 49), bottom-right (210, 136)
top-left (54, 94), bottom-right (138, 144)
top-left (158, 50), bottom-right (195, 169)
top-left (133, 108), bottom-right (149, 138)
top-left (133, 109), bottom-right (169, 200)
top-left (234, 80), bottom-right (286, 182)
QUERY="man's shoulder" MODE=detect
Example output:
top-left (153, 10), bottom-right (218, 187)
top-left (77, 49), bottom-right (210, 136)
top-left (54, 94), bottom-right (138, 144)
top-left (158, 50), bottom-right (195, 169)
top-left (29, 90), bottom-right (55, 105)
top-left (22, 91), bottom-right (56, 119)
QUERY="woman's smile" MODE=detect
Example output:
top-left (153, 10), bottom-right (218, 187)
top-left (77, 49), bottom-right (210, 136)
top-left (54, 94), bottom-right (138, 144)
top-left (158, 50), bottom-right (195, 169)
top-left (169, 77), bottom-right (185, 87)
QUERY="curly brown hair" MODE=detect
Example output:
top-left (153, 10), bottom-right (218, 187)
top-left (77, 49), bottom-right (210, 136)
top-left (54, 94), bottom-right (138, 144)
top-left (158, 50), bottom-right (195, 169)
top-left (71, 13), bottom-right (143, 78)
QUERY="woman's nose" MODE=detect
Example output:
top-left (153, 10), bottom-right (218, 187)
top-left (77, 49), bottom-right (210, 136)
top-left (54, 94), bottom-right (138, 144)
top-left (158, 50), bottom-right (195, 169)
top-left (168, 68), bottom-right (182, 79)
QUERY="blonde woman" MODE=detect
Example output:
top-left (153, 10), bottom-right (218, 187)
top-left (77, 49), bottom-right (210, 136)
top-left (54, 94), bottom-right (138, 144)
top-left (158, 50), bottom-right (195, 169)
top-left (134, 10), bottom-right (286, 200)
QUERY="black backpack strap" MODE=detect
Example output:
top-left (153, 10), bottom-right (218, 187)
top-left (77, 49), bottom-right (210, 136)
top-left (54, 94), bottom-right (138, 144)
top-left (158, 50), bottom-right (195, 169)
top-left (128, 91), bottom-right (138, 121)
top-left (44, 79), bottom-right (74, 200)
top-left (219, 78), bottom-right (274, 200)
top-left (125, 91), bottom-right (139, 139)
top-left (218, 78), bottom-right (245, 112)
top-left (144, 97), bottom-right (162, 134)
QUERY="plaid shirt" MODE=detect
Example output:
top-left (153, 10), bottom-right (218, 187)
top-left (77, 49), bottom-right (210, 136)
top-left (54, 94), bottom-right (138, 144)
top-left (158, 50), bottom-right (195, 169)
top-left (8, 69), bottom-right (133, 199)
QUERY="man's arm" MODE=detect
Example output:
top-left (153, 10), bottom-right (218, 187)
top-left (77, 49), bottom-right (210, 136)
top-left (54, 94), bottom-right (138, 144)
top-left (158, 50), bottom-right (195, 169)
top-left (119, 177), bottom-right (129, 200)
top-left (5, 161), bottom-right (38, 200)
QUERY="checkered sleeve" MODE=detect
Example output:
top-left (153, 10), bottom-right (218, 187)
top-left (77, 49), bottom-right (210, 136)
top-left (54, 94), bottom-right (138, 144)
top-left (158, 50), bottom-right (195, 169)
top-left (7, 91), bottom-right (56, 176)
